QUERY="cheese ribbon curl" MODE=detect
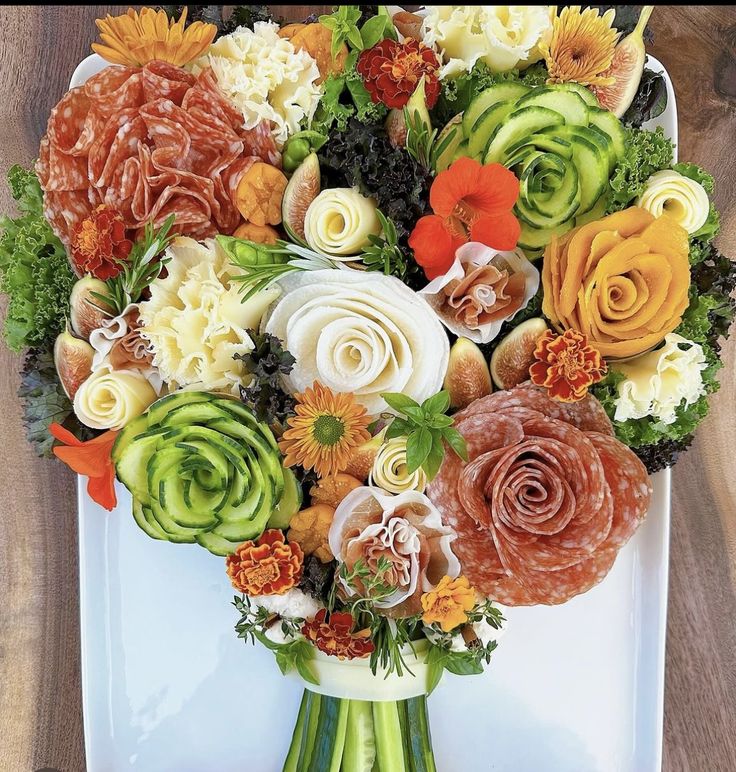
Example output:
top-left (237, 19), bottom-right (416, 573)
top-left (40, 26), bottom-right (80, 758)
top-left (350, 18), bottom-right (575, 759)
top-left (370, 437), bottom-right (428, 494)
top-left (637, 170), bottom-right (710, 234)
top-left (304, 187), bottom-right (381, 258)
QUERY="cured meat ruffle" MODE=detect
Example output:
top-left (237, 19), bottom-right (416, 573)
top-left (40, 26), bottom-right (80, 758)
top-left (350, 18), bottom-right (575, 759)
top-left (36, 60), bottom-right (280, 249)
top-left (427, 383), bottom-right (652, 605)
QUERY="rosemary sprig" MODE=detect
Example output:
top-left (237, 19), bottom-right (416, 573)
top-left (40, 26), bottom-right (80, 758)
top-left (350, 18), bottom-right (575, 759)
top-left (91, 214), bottom-right (176, 315)
top-left (361, 211), bottom-right (412, 282)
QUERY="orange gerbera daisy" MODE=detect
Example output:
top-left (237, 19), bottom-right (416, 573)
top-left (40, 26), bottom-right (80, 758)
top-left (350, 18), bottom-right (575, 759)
top-left (409, 157), bottom-right (521, 280)
top-left (279, 382), bottom-right (372, 478)
top-left (92, 7), bottom-right (217, 68)
top-left (49, 423), bottom-right (119, 510)
top-left (542, 6), bottom-right (619, 87)
top-left (529, 329), bottom-right (607, 402)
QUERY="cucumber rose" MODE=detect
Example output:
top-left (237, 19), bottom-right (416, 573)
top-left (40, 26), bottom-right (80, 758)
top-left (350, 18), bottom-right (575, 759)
top-left (112, 391), bottom-right (296, 556)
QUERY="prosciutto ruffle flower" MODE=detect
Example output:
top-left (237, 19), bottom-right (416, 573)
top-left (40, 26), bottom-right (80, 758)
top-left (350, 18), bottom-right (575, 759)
top-left (70, 205), bottom-right (132, 280)
top-left (301, 609), bottom-right (374, 660)
top-left (49, 423), bottom-right (119, 511)
top-left (530, 329), bottom-right (607, 402)
top-left (357, 38), bottom-right (441, 109)
top-left (409, 158), bottom-right (521, 279)
top-left (226, 530), bottom-right (304, 596)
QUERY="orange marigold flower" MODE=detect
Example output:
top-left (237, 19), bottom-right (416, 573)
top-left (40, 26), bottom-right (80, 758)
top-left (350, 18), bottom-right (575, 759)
top-left (93, 7), bottom-right (217, 68)
top-left (357, 38), bottom-right (441, 110)
top-left (409, 158), bottom-right (521, 280)
top-left (421, 575), bottom-right (476, 633)
top-left (279, 382), bottom-right (372, 479)
top-left (70, 205), bottom-right (132, 280)
top-left (529, 329), bottom-right (607, 403)
top-left (226, 529), bottom-right (303, 596)
top-left (301, 609), bottom-right (375, 660)
top-left (49, 423), bottom-right (119, 511)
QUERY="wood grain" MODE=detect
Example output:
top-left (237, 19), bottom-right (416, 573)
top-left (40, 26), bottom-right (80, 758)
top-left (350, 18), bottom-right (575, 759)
top-left (0, 6), bottom-right (734, 771)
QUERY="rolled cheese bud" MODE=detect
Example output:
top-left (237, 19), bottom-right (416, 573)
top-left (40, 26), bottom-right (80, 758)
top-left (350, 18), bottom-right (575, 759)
top-left (304, 187), bottom-right (381, 258)
top-left (74, 364), bottom-right (157, 430)
top-left (370, 437), bottom-right (427, 494)
top-left (637, 170), bottom-right (710, 234)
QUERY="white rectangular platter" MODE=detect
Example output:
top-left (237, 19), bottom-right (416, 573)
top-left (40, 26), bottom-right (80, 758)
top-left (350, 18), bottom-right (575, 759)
top-left (78, 57), bottom-right (677, 772)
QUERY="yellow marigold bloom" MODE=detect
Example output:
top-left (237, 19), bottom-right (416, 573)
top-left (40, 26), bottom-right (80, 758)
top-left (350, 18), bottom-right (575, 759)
top-left (421, 575), bottom-right (476, 633)
top-left (279, 382), bottom-right (372, 479)
top-left (93, 8), bottom-right (217, 68)
top-left (542, 6), bottom-right (619, 87)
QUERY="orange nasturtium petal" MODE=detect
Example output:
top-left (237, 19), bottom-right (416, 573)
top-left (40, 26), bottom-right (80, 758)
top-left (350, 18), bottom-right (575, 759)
top-left (408, 214), bottom-right (463, 279)
top-left (470, 211), bottom-right (522, 252)
top-left (429, 157), bottom-right (484, 218)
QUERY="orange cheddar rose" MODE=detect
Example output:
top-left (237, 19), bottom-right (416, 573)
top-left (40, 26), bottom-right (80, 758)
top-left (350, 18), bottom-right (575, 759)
top-left (541, 207), bottom-right (691, 358)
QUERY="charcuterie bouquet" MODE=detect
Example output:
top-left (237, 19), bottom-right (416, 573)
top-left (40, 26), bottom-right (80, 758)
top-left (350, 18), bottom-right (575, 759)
top-left (2, 4), bottom-right (734, 769)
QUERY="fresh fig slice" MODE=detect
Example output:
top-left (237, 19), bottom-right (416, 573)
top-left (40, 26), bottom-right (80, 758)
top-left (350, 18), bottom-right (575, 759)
top-left (54, 327), bottom-right (94, 399)
top-left (342, 431), bottom-right (385, 482)
top-left (282, 152), bottom-right (320, 244)
top-left (591, 5), bottom-right (654, 117)
top-left (444, 337), bottom-right (492, 409)
top-left (69, 276), bottom-right (113, 340)
top-left (385, 108), bottom-right (408, 148)
top-left (490, 318), bottom-right (548, 390)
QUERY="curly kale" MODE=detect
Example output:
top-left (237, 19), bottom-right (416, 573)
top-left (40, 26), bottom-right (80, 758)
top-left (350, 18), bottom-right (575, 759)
top-left (0, 166), bottom-right (75, 352)
top-left (18, 345), bottom-right (95, 457)
top-left (622, 67), bottom-right (668, 127)
top-left (683, 246), bottom-right (736, 348)
top-left (318, 118), bottom-right (433, 262)
top-left (235, 331), bottom-right (296, 427)
top-left (673, 163), bottom-right (720, 244)
top-left (605, 126), bottom-right (674, 213)
top-left (299, 556), bottom-right (337, 604)
top-left (160, 5), bottom-right (274, 35)
top-left (635, 435), bottom-right (695, 475)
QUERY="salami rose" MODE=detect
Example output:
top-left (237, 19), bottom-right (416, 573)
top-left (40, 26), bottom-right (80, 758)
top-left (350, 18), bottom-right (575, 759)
top-left (427, 384), bottom-right (652, 605)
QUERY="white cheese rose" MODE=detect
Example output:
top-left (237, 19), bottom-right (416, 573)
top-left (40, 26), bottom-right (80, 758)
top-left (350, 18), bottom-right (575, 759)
top-left (369, 437), bottom-right (427, 494)
top-left (636, 170), bottom-right (710, 234)
top-left (192, 21), bottom-right (321, 147)
top-left (263, 269), bottom-right (449, 415)
top-left (73, 364), bottom-right (157, 430)
top-left (304, 188), bottom-right (381, 258)
top-left (422, 6), bottom-right (553, 77)
top-left (613, 333), bottom-right (708, 424)
top-left (139, 237), bottom-right (280, 395)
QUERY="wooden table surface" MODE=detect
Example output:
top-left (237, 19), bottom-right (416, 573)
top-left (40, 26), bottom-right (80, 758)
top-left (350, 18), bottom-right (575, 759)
top-left (0, 5), bottom-right (734, 771)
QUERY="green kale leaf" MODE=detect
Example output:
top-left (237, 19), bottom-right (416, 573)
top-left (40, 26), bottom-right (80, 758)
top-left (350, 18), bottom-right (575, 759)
top-left (0, 166), bottom-right (75, 352)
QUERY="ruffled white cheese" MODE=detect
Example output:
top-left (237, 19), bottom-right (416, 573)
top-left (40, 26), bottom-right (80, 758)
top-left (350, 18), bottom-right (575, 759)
top-left (636, 170), bottom-right (710, 234)
top-left (193, 21), bottom-right (321, 146)
top-left (252, 588), bottom-right (322, 622)
top-left (422, 6), bottom-right (552, 77)
top-left (304, 188), bottom-right (381, 258)
top-left (613, 333), bottom-right (708, 424)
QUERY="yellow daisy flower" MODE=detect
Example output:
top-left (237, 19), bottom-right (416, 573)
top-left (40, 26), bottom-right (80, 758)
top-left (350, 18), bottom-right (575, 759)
top-left (543, 6), bottom-right (619, 87)
top-left (279, 382), bottom-right (372, 479)
top-left (92, 7), bottom-right (217, 68)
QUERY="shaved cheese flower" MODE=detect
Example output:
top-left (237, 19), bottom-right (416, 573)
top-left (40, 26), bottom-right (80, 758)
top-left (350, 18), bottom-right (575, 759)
top-left (138, 237), bottom-right (280, 394)
top-left (193, 21), bottom-right (321, 146)
top-left (422, 6), bottom-right (553, 77)
top-left (613, 334), bottom-right (708, 424)
top-left (637, 170), bottom-right (711, 235)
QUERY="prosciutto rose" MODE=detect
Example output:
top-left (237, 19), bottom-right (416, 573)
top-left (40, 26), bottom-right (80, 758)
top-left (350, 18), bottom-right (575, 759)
top-left (428, 383), bottom-right (652, 606)
top-left (328, 487), bottom-right (461, 616)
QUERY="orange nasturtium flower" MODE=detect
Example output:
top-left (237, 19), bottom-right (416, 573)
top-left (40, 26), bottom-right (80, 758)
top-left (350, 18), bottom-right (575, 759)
top-left (529, 329), bottom-right (607, 403)
top-left (49, 423), bottom-right (119, 511)
top-left (92, 7), bottom-right (217, 68)
top-left (409, 157), bottom-right (521, 280)
top-left (421, 575), bottom-right (477, 633)
top-left (301, 609), bottom-right (375, 660)
top-left (226, 529), bottom-right (304, 596)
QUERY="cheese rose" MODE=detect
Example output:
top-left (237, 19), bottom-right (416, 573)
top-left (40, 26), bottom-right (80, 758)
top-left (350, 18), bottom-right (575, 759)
top-left (304, 188), bottom-right (381, 258)
top-left (542, 207), bottom-right (691, 358)
top-left (263, 269), bottom-right (449, 415)
top-left (328, 487), bottom-right (460, 616)
top-left (74, 364), bottom-right (157, 430)
top-left (370, 437), bottom-right (428, 494)
top-left (636, 170), bottom-right (710, 235)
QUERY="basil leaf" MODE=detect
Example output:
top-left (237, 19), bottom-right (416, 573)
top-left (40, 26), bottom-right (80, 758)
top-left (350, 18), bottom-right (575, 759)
top-left (443, 652), bottom-right (484, 676)
top-left (442, 426), bottom-right (469, 462)
top-left (360, 15), bottom-right (389, 49)
top-left (382, 392), bottom-right (420, 413)
top-left (422, 390), bottom-right (450, 415)
top-left (423, 436), bottom-right (445, 480)
top-left (385, 416), bottom-right (412, 439)
top-left (406, 427), bottom-right (432, 473)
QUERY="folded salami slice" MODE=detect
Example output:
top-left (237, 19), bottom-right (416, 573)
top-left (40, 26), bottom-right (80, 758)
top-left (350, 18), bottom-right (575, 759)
top-left (428, 384), bottom-right (652, 606)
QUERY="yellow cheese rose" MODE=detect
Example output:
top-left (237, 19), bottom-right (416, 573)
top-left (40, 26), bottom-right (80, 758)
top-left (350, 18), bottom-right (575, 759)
top-left (541, 207), bottom-right (691, 358)
top-left (304, 188), bottom-right (380, 258)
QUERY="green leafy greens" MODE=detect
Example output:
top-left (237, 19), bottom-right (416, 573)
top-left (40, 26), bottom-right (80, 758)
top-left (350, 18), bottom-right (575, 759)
top-left (0, 166), bottom-right (75, 352)
top-left (381, 390), bottom-right (468, 479)
top-left (361, 211), bottom-right (417, 284)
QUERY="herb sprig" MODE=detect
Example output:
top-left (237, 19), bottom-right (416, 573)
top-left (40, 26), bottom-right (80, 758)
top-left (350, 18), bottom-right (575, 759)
top-left (92, 214), bottom-right (176, 315)
top-left (361, 211), bottom-right (412, 281)
top-left (381, 390), bottom-right (468, 479)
